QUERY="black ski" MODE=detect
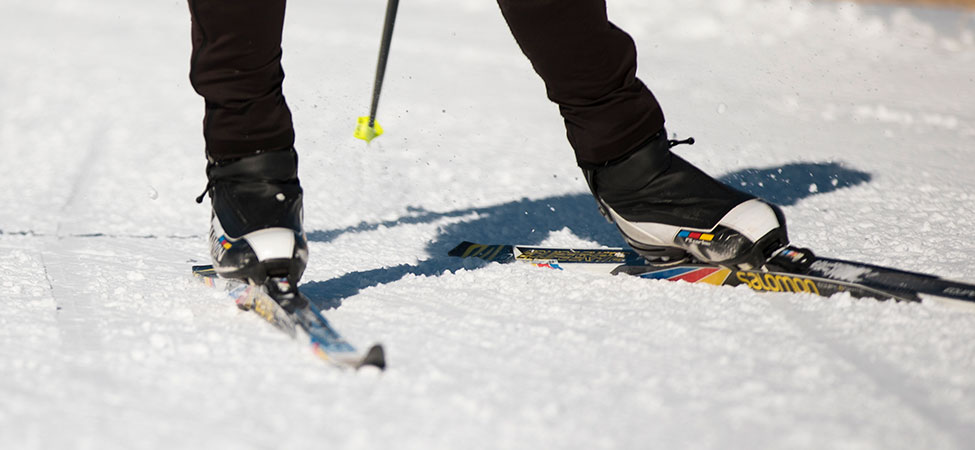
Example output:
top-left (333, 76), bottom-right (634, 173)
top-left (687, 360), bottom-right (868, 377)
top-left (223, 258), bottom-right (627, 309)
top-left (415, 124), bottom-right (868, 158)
top-left (193, 265), bottom-right (386, 370)
top-left (448, 241), bottom-right (975, 310)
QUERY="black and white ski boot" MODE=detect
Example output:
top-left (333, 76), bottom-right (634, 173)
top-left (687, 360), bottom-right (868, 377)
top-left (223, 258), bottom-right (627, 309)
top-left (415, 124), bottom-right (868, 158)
top-left (196, 148), bottom-right (309, 289)
top-left (583, 129), bottom-right (789, 269)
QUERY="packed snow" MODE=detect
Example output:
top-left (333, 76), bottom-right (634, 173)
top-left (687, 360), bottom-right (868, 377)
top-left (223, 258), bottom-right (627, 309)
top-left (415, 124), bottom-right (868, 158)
top-left (2, 0), bottom-right (975, 448)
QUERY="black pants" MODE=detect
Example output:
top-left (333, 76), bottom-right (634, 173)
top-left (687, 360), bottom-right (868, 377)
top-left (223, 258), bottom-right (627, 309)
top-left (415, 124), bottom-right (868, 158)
top-left (188, 0), bottom-right (665, 165)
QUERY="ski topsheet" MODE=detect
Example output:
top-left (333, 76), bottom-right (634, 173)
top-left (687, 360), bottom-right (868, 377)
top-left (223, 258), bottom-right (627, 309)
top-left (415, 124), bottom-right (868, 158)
top-left (192, 265), bottom-right (386, 370)
top-left (448, 241), bottom-right (975, 310)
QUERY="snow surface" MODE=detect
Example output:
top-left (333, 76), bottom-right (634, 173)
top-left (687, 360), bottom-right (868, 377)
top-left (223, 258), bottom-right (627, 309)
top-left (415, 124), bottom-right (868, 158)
top-left (2, 0), bottom-right (975, 448)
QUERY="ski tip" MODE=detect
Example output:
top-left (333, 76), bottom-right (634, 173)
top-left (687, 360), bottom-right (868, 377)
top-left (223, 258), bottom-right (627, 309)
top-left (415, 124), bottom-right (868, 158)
top-left (447, 241), bottom-right (477, 257)
top-left (447, 241), bottom-right (516, 263)
top-left (192, 265), bottom-right (216, 276)
top-left (357, 344), bottom-right (387, 371)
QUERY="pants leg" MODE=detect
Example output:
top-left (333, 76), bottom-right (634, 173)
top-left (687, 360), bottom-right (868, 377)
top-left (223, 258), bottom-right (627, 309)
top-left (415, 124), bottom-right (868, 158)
top-left (188, 0), bottom-right (294, 161)
top-left (497, 0), bottom-right (665, 166)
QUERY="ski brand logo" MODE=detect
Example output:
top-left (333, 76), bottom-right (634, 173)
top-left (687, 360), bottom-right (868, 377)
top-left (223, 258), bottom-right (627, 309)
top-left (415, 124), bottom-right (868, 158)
top-left (209, 232), bottom-right (233, 261)
top-left (458, 243), bottom-right (507, 262)
top-left (218, 236), bottom-right (232, 250)
top-left (533, 262), bottom-right (563, 270)
top-left (943, 287), bottom-right (975, 299)
top-left (209, 216), bottom-right (233, 261)
top-left (736, 271), bottom-right (821, 295)
top-left (518, 249), bottom-right (628, 264)
top-left (677, 230), bottom-right (715, 242)
top-left (779, 248), bottom-right (806, 264)
top-left (253, 295), bottom-right (280, 323)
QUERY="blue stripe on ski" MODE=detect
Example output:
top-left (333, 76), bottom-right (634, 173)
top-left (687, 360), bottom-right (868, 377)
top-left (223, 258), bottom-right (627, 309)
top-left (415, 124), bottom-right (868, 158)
top-left (638, 267), bottom-right (699, 280)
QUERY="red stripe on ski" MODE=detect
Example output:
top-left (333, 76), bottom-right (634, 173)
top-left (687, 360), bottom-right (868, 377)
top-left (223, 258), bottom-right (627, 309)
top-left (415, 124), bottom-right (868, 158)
top-left (670, 268), bottom-right (721, 283)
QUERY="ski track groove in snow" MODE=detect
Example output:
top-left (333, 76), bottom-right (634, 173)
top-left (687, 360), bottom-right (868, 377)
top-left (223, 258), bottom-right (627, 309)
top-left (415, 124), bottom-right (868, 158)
top-left (2, 0), bottom-right (975, 449)
top-left (52, 125), bottom-right (104, 239)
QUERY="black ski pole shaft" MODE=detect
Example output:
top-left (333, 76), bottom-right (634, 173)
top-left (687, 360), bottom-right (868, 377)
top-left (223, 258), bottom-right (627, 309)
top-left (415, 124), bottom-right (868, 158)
top-left (368, 0), bottom-right (399, 128)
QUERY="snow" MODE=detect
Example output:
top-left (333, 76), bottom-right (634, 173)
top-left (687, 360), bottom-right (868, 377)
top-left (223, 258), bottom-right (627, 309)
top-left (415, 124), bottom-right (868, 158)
top-left (2, 0), bottom-right (975, 448)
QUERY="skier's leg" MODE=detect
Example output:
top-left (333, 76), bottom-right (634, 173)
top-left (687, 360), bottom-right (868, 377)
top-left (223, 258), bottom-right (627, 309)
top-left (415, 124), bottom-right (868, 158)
top-left (188, 0), bottom-right (307, 285)
top-left (188, 0), bottom-right (294, 160)
top-left (496, 0), bottom-right (662, 166)
top-left (497, 0), bottom-right (789, 268)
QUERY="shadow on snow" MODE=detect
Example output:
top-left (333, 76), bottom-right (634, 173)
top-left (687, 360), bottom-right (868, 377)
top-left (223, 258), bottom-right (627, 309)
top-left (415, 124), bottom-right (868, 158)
top-left (300, 161), bottom-right (871, 309)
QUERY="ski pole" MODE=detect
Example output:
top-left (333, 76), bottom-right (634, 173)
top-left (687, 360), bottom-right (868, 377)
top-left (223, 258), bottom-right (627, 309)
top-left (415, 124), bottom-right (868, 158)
top-left (354, 0), bottom-right (400, 143)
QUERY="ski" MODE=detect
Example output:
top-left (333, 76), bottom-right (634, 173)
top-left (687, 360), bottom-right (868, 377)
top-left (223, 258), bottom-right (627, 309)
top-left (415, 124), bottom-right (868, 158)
top-left (192, 265), bottom-right (386, 370)
top-left (448, 241), bottom-right (975, 311)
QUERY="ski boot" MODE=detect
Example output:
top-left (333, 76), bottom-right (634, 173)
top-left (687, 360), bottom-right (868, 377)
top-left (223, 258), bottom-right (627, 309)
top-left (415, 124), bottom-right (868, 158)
top-left (583, 128), bottom-right (789, 270)
top-left (196, 148), bottom-right (309, 309)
